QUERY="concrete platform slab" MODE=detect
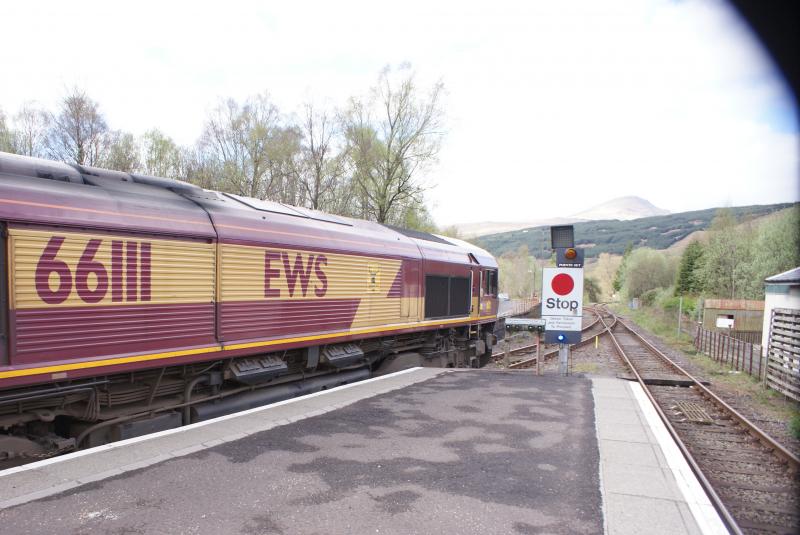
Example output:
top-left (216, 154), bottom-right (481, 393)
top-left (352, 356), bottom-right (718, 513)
top-left (0, 369), bottom-right (602, 535)
top-left (0, 370), bottom-right (730, 535)
top-left (593, 377), bottom-right (728, 535)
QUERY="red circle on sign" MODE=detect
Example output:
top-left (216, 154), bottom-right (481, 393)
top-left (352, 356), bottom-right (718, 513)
top-left (551, 273), bottom-right (574, 296)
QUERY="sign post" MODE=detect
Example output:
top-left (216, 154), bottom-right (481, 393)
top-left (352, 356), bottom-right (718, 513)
top-left (543, 226), bottom-right (585, 376)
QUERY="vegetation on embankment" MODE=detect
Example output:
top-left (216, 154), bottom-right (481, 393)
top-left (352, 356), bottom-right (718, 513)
top-left (477, 202), bottom-right (796, 259)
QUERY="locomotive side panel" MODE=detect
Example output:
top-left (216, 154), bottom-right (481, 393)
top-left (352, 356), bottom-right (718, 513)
top-left (7, 227), bottom-right (217, 365)
top-left (218, 242), bottom-right (419, 344)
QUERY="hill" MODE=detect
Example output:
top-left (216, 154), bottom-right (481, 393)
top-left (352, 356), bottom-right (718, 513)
top-left (476, 203), bottom-right (796, 259)
top-left (455, 217), bottom-right (582, 238)
top-left (454, 196), bottom-right (669, 237)
top-left (571, 196), bottom-right (669, 220)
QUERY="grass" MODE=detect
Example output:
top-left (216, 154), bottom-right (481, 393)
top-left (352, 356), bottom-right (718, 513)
top-left (614, 303), bottom-right (800, 439)
top-left (573, 362), bottom-right (601, 374)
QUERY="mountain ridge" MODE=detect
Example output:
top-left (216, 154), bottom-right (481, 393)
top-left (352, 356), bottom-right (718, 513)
top-left (454, 196), bottom-right (669, 237)
top-left (474, 202), bottom-right (796, 259)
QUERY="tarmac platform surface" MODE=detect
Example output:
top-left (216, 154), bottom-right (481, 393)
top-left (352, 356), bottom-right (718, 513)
top-left (0, 369), bottom-right (727, 534)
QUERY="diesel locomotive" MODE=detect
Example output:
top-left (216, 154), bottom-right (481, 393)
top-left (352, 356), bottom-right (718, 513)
top-left (0, 152), bottom-right (502, 463)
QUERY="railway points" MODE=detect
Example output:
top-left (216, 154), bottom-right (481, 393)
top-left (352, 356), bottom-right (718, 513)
top-left (0, 366), bottom-right (727, 534)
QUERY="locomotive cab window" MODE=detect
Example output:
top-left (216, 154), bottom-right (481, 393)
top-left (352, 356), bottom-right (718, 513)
top-left (483, 270), bottom-right (498, 296)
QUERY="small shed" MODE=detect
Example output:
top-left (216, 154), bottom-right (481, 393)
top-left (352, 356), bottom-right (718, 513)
top-left (702, 299), bottom-right (764, 335)
top-left (761, 267), bottom-right (800, 352)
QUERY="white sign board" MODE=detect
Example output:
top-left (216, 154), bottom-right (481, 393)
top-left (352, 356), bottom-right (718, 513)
top-left (716, 317), bottom-right (734, 329)
top-left (541, 267), bottom-right (584, 318)
top-left (545, 316), bottom-right (582, 331)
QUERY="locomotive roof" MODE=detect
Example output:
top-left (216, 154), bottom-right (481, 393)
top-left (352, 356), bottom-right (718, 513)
top-left (0, 152), bottom-right (496, 267)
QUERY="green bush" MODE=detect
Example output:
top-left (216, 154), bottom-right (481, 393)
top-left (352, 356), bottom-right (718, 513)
top-left (640, 289), bottom-right (659, 307)
top-left (657, 289), bottom-right (696, 316)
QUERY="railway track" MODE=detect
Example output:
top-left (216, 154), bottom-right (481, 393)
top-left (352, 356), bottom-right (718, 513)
top-left (498, 306), bottom-right (613, 369)
top-left (599, 312), bottom-right (800, 535)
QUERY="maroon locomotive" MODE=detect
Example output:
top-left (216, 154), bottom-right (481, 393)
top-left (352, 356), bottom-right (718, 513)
top-left (0, 152), bottom-right (502, 462)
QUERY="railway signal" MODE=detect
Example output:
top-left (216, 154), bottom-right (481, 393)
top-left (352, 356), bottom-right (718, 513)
top-left (544, 225), bottom-right (585, 375)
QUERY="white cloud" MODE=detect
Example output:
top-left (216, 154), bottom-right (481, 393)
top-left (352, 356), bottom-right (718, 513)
top-left (1, 0), bottom-right (796, 224)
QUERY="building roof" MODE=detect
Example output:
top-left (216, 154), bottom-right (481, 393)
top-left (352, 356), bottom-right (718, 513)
top-left (765, 266), bottom-right (800, 285)
top-left (704, 299), bottom-right (764, 311)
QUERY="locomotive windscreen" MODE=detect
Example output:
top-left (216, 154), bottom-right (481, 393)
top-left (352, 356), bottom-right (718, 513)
top-left (425, 275), bottom-right (471, 319)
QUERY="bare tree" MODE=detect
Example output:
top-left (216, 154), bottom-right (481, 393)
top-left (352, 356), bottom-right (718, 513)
top-left (47, 88), bottom-right (110, 165)
top-left (199, 93), bottom-right (281, 199)
top-left (299, 103), bottom-right (347, 211)
top-left (344, 66), bottom-right (444, 224)
top-left (182, 146), bottom-right (220, 190)
top-left (12, 103), bottom-right (50, 157)
top-left (0, 108), bottom-right (14, 153)
top-left (266, 126), bottom-right (303, 205)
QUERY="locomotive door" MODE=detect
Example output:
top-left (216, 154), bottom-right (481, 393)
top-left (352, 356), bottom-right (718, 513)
top-left (0, 223), bottom-right (7, 365)
top-left (472, 269), bottom-right (482, 319)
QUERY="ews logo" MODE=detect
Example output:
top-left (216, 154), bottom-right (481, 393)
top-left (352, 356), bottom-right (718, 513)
top-left (264, 251), bottom-right (328, 298)
top-left (35, 236), bottom-right (152, 305)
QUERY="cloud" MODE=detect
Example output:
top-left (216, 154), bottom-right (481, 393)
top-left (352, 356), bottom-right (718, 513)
top-left (1, 0), bottom-right (796, 224)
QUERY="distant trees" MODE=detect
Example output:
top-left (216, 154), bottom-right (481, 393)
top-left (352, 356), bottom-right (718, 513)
top-left (46, 88), bottom-right (110, 166)
top-left (674, 241), bottom-right (704, 296)
top-left (613, 207), bottom-right (800, 304)
top-left (0, 68), bottom-right (447, 233)
top-left (199, 93), bottom-right (283, 199)
top-left (584, 277), bottom-right (601, 303)
top-left (0, 109), bottom-right (12, 153)
top-left (612, 243), bottom-right (633, 294)
top-left (140, 129), bottom-right (183, 178)
top-left (12, 103), bottom-right (50, 157)
top-left (102, 131), bottom-right (140, 173)
top-left (594, 252), bottom-right (622, 300)
top-left (344, 66), bottom-right (444, 224)
top-left (298, 103), bottom-right (347, 212)
top-left (620, 248), bottom-right (676, 299)
top-left (497, 245), bottom-right (536, 298)
top-left (698, 208), bottom-right (753, 299)
top-left (699, 207), bottom-right (799, 299)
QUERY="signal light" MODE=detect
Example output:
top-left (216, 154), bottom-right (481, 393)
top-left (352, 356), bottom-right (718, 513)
top-left (565, 248), bottom-right (577, 260)
top-left (557, 334), bottom-right (566, 342)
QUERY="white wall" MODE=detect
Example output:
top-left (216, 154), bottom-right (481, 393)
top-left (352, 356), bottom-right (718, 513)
top-left (762, 285), bottom-right (800, 355)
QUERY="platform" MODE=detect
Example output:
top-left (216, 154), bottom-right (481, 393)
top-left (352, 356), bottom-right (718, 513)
top-left (0, 369), bottom-right (727, 534)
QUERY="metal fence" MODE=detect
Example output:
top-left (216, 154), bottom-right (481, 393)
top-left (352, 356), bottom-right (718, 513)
top-left (499, 298), bottom-right (536, 318)
top-left (727, 330), bottom-right (763, 345)
top-left (694, 325), bottom-right (764, 378)
top-left (765, 308), bottom-right (800, 402)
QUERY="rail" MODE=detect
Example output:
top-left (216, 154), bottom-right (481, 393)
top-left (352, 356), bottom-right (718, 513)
top-left (600, 311), bottom-right (800, 535)
top-left (500, 306), bottom-right (613, 369)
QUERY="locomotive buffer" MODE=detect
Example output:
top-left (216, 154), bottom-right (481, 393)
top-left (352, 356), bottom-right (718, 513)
top-left (543, 226), bottom-right (585, 375)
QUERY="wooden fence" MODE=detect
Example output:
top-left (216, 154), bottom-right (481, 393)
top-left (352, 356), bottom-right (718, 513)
top-left (765, 308), bottom-right (800, 402)
top-left (694, 325), bottom-right (764, 378)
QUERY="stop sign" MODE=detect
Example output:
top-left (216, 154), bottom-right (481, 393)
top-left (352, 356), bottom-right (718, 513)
top-left (551, 273), bottom-right (575, 296)
top-left (541, 267), bottom-right (584, 318)
top-left (542, 267), bottom-right (584, 343)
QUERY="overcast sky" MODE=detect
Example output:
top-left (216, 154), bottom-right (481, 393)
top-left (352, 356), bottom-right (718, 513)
top-left (2, 0), bottom-right (797, 225)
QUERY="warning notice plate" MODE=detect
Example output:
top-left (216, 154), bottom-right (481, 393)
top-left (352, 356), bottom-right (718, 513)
top-left (544, 316), bottom-right (582, 332)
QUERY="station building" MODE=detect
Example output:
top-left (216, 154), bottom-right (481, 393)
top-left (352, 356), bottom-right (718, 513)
top-left (761, 266), bottom-right (800, 354)
top-left (701, 298), bottom-right (764, 343)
